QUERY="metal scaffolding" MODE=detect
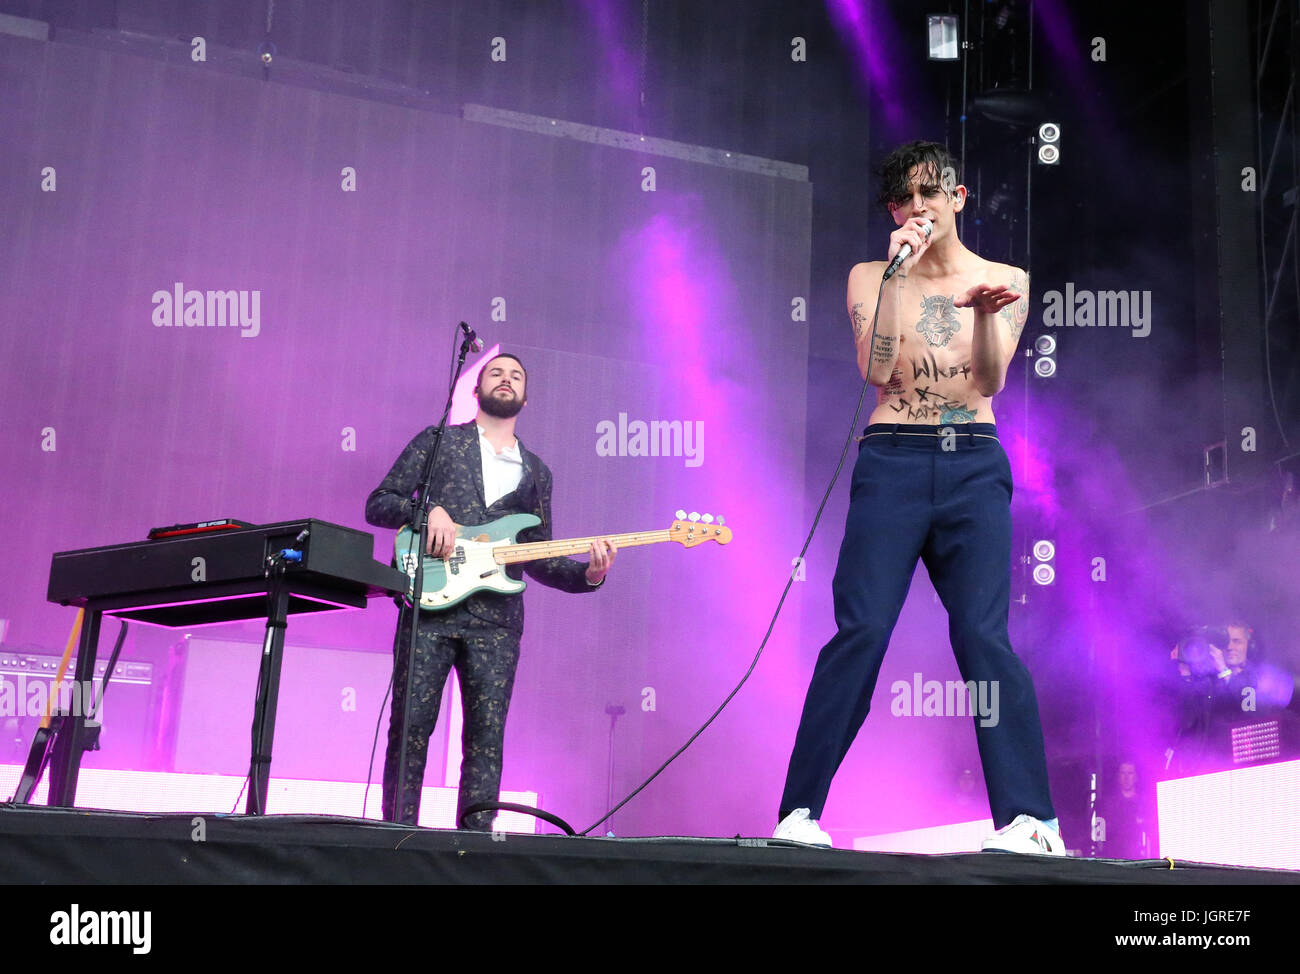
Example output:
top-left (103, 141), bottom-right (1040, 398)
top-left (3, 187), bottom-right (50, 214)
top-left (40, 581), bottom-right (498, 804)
top-left (1255, 0), bottom-right (1300, 453)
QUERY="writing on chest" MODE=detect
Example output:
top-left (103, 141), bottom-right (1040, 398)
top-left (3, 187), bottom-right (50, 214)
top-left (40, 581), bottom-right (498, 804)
top-left (897, 346), bottom-right (972, 382)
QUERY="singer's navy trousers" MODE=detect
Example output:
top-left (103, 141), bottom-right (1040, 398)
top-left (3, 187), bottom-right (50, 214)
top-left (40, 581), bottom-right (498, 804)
top-left (779, 423), bottom-right (1056, 829)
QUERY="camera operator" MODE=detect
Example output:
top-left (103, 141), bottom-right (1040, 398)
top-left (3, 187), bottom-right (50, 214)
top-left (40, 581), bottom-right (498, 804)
top-left (1165, 627), bottom-right (1227, 775)
top-left (1167, 621), bottom-right (1298, 773)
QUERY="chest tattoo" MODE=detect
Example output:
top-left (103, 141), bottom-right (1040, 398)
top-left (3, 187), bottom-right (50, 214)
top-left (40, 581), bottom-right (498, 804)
top-left (916, 293), bottom-right (962, 348)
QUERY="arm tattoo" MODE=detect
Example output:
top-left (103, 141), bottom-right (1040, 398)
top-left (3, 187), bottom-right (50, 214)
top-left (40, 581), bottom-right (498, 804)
top-left (999, 269), bottom-right (1029, 341)
top-left (871, 334), bottom-right (896, 368)
top-left (851, 302), bottom-right (868, 342)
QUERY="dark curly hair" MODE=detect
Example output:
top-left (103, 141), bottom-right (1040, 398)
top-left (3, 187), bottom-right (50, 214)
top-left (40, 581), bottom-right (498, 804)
top-left (875, 140), bottom-right (962, 210)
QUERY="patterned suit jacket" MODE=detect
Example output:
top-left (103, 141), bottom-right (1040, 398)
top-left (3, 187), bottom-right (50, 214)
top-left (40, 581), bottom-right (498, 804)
top-left (365, 421), bottom-right (598, 633)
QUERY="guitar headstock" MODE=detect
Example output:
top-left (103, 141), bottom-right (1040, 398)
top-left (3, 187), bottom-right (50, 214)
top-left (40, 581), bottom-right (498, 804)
top-left (669, 511), bottom-right (732, 547)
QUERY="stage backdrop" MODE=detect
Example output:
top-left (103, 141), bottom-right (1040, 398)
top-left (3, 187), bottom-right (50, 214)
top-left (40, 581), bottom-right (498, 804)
top-left (0, 29), bottom-right (814, 837)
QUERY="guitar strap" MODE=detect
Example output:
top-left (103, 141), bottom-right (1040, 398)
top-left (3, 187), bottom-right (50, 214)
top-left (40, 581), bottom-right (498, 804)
top-left (42, 609), bottom-right (84, 729)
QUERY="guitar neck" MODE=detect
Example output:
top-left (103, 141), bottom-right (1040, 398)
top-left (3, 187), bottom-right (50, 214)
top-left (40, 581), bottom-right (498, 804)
top-left (494, 529), bottom-right (671, 564)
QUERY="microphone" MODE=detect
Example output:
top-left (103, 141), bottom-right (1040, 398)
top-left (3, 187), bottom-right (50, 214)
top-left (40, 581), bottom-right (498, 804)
top-left (882, 219), bottom-right (933, 281)
top-left (459, 321), bottom-right (484, 353)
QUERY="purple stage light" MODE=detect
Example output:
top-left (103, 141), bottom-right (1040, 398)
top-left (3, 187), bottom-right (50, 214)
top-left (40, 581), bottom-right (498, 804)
top-left (450, 344), bottom-right (503, 425)
top-left (825, 0), bottom-right (906, 132)
top-left (580, 0), bottom-right (643, 121)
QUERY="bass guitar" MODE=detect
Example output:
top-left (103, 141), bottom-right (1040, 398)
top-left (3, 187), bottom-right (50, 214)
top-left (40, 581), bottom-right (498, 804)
top-left (395, 511), bottom-right (731, 610)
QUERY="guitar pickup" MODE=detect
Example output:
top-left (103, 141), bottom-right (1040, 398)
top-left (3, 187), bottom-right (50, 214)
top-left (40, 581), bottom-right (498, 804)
top-left (448, 546), bottom-right (466, 575)
top-left (479, 569), bottom-right (499, 579)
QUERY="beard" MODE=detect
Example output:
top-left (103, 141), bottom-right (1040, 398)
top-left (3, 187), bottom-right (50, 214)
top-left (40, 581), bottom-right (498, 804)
top-left (478, 387), bottom-right (524, 419)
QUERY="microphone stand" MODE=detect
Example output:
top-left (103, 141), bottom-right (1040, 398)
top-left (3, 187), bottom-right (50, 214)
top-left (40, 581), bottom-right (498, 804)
top-left (391, 331), bottom-right (475, 824)
top-left (603, 703), bottom-right (625, 836)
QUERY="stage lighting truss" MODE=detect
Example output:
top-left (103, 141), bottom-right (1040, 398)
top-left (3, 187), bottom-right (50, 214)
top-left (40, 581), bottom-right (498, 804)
top-left (1031, 334), bottom-right (1056, 377)
top-left (1030, 539), bottom-right (1056, 585)
top-left (927, 15), bottom-right (960, 61)
top-left (1036, 121), bottom-right (1061, 165)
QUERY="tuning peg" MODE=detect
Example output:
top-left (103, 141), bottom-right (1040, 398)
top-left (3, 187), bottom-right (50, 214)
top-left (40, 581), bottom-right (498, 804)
top-left (701, 514), bottom-right (714, 524)
top-left (675, 509), bottom-right (687, 520)
top-left (716, 516), bottom-right (725, 526)
top-left (689, 512), bottom-right (700, 522)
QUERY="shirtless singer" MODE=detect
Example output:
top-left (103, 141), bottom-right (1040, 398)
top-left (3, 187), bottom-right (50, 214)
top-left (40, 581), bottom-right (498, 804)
top-left (774, 141), bottom-right (1061, 854)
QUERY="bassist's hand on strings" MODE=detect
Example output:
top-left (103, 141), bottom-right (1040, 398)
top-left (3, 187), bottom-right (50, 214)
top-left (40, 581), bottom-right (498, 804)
top-left (585, 539), bottom-right (617, 585)
top-left (425, 506), bottom-right (458, 558)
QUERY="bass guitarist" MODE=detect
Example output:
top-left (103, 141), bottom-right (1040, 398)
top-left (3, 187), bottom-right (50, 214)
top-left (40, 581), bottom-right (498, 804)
top-left (365, 352), bottom-right (616, 828)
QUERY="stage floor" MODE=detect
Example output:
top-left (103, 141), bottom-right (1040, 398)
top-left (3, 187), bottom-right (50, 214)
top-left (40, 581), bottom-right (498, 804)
top-left (2, 805), bottom-right (1297, 885)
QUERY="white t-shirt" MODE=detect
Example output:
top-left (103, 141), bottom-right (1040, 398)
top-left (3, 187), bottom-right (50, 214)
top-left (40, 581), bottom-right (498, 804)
top-left (477, 424), bottom-right (524, 507)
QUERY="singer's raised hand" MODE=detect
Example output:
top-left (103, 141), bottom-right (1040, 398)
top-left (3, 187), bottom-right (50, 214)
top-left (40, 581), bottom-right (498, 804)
top-left (955, 283), bottom-right (1021, 315)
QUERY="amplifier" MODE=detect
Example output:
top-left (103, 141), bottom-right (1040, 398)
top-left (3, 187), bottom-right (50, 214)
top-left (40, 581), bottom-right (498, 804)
top-left (163, 635), bottom-right (398, 782)
top-left (0, 648), bottom-right (159, 769)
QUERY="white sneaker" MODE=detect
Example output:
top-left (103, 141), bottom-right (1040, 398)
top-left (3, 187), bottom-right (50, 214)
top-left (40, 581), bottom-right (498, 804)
top-left (773, 808), bottom-right (833, 847)
top-left (981, 814), bottom-right (1066, 856)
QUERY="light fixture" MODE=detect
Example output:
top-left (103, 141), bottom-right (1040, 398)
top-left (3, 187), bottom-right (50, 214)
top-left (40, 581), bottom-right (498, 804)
top-left (927, 15), bottom-right (960, 61)
top-left (1204, 442), bottom-right (1227, 487)
top-left (1033, 334), bottom-right (1056, 377)
top-left (1037, 122), bottom-right (1061, 165)
top-left (1031, 539), bottom-right (1055, 585)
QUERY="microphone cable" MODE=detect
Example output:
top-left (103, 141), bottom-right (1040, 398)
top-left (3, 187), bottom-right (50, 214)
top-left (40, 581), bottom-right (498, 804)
top-left (578, 273), bottom-right (894, 836)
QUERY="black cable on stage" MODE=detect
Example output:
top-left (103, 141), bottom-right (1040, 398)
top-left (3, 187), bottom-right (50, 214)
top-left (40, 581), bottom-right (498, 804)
top-left (361, 676), bottom-right (393, 821)
top-left (577, 274), bottom-right (893, 837)
top-left (354, 284), bottom-right (892, 838)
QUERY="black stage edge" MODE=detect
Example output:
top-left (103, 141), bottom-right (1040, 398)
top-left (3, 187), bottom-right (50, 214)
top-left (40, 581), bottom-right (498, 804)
top-left (2, 805), bottom-right (1297, 885)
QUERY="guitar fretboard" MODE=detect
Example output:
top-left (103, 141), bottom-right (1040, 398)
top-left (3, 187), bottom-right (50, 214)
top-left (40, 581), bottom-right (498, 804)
top-left (493, 529), bottom-right (672, 564)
